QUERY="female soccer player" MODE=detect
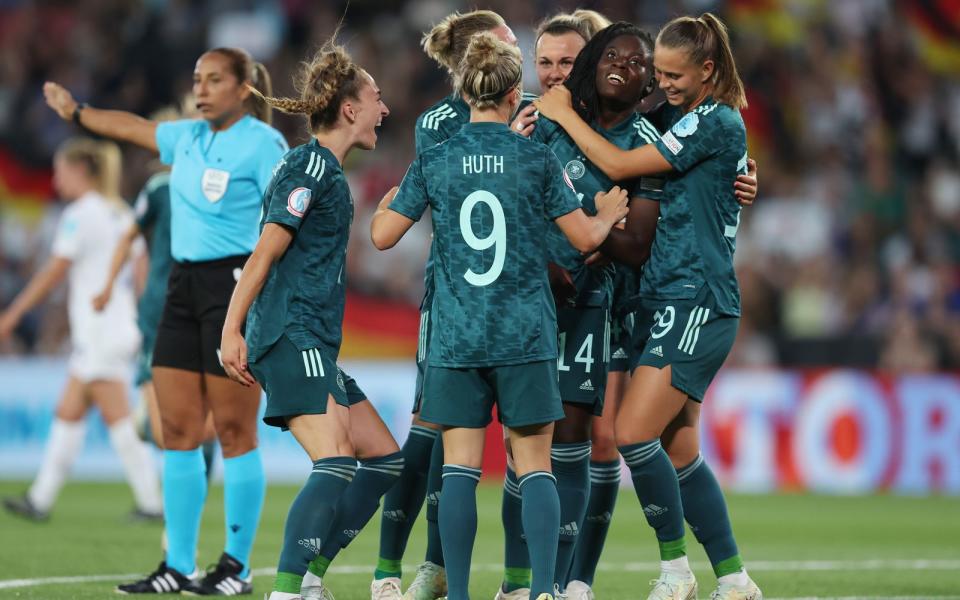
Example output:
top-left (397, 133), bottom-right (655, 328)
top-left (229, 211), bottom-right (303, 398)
top-left (536, 13), bottom-right (762, 600)
top-left (44, 47), bottom-right (288, 595)
top-left (527, 22), bottom-right (664, 593)
top-left (0, 138), bottom-right (161, 522)
top-left (218, 41), bottom-right (397, 600)
top-left (371, 11), bottom-right (520, 600)
top-left (371, 32), bottom-right (629, 600)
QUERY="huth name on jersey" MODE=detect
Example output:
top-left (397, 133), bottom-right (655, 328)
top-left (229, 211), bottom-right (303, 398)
top-left (462, 154), bottom-right (504, 175)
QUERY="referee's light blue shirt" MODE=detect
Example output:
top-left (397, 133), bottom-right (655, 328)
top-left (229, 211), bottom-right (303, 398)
top-left (156, 114), bottom-right (288, 262)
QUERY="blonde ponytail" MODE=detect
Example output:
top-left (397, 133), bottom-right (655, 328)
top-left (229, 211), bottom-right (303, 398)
top-left (456, 31), bottom-right (522, 110)
top-left (422, 10), bottom-right (506, 75)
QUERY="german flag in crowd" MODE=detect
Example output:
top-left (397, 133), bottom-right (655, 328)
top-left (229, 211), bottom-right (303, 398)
top-left (902, 0), bottom-right (960, 73)
top-left (0, 148), bottom-right (54, 226)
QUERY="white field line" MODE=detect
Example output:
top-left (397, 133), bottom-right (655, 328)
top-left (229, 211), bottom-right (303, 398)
top-left (1, 559), bottom-right (959, 590)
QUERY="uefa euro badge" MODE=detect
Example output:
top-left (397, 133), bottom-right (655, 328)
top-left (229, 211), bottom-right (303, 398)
top-left (201, 168), bottom-right (230, 203)
top-left (286, 187), bottom-right (313, 217)
top-left (565, 159), bottom-right (586, 180)
top-left (673, 113), bottom-right (699, 138)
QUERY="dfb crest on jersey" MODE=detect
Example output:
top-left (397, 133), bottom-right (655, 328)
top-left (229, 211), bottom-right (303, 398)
top-left (286, 187), bottom-right (312, 217)
top-left (565, 159), bottom-right (586, 180)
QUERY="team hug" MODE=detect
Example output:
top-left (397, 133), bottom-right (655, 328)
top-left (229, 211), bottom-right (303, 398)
top-left (6, 6), bottom-right (762, 600)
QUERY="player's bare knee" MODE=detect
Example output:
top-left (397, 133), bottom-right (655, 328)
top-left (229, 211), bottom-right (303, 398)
top-left (591, 428), bottom-right (619, 461)
top-left (665, 444), bottom-right (699, 469)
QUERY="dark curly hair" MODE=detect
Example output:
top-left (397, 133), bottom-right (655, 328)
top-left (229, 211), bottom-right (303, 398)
top-left (563, 22), bottom-right (655, 124)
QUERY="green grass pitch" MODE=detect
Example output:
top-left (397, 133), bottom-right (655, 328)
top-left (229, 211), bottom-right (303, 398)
top-left (1, 481), bottom-right (958, 598)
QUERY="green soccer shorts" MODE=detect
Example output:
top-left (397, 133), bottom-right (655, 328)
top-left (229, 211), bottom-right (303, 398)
top-left (608, 310), bottom-right (635, 373)
top-left (340, 369), bottom-right (367, 406)
top-left (629, 286), bottom-right (739, 402)
top-left (557, 306), bottom-right (609, 415)
top-left (420, 359), bottom-right (564, 429)
top-left (412, 309), bottom-right (430, 414)
top-left (249, 335), bottom-right (349, 429)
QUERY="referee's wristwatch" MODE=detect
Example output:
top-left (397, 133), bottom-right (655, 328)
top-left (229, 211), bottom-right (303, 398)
top-left (72, 102), bottom-right (88, 126)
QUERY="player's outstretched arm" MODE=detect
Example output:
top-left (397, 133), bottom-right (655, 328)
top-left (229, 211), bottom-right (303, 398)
top-left (535, 86), bottom-right (672, 181)
top-left (92, 222), bottom-right (142, 312)
top-left (555, 186), bottom-right (629, 253)
top-left (44, 82), bottom-right (159, 152)
top-left (221, 223), bottom-right (294, 386)
top-left (0, 257), bottom-right (70, 342)
top-left (370, 186), bottom-right (416, 250)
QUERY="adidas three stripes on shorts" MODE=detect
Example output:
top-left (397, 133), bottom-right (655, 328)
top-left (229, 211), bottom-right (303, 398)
top-left (629, 285), bottom-right (739, 402)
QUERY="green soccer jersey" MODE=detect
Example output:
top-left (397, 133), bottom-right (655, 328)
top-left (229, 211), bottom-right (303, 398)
top-left (644, 97), bottom-right (748, 316)
top-left (414, 93), bottom-right (539, 310)
top-left (414, 95), bottom-right (471, 313)
top-left (246, 140), bottom-right (353, 362)
top-left (133, 171), bottom-right (173, 340)
top-left (533, 112), bottom-right (663, 308)
top-left (390, 121), bottom-right (582, 368)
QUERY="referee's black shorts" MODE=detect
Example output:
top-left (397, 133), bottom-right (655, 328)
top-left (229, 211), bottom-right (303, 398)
top-left (152, 254), bottom-right (249, 377)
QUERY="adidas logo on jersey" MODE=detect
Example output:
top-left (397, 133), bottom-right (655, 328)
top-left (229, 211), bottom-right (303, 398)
top-left (342, 529), bottom-right (360, 539)
top-left (426, 492), bottom-right (440, 506)
top-left (586, 511), bottom-right (613, 524)
top-left (650, 345), bottom-right (664, 357)
top-left (383, 509), bottom-right (408, 523)
top-left (643, 504), bottom-right (667, 517)
top-left (298, 537), bottom-right (323, 555)
top-left (580, 379), bottom-right (594, 391)
top-left (559, 521), bottom-right (580, 537)
top-left (612, 347), bottom-right (628, 359)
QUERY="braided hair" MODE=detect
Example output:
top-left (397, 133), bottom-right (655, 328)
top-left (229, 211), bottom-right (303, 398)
top-left (249, 41), bottom-right (366, 133)
top-left (563, 22), bottom-right (655, 124)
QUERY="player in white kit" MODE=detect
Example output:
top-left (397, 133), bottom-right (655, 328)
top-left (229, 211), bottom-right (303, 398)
top-left (0, 138), bottom-right (161, 521)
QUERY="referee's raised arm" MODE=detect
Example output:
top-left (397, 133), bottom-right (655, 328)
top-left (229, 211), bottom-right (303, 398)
top-left (43, 81), bottom-right (159, 152)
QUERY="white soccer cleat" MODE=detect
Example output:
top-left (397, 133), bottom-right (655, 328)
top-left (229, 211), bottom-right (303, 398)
top-left (402, 562), bottom-right (447, 600)
top-left (371, 577), bottom-right (403, 600)
top-left (493, 585), bottom-right (532, 600)
top-left (708, 576), bottom-right (762, 600)
top-left (647, 571), bottom-right (698, 600)
top-left (564, 580), bottom-right (594, 600)
top-left (301, 571), bottom-right (335, 600)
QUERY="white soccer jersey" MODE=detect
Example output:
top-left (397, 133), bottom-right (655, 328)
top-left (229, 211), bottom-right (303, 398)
top-left (51, 191), bottom-right (139, 381)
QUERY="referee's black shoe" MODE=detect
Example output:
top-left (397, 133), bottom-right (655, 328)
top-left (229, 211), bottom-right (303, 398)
top-left (116, 561), bottom-right (201, 594)
top-left (183, 553), bottom-right (253, 596)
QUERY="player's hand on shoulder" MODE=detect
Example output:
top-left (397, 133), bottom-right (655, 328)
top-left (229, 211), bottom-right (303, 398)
top-left (43, 82), bottom-right (77, 121)
top-left (511, 104), bottom-right (538, 138)
top-left (735, 158), bottom-right (758, 206)
top-left (220, 329), bottom-right (256, 387)
top-left (534, 85), bottom-right (572, 121)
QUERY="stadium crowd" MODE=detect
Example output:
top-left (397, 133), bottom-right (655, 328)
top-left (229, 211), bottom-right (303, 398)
top-left (1, 0), bottom-right (959, 371)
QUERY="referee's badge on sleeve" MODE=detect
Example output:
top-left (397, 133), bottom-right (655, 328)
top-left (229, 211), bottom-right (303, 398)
top-left (287, 187), bottom-right (312, 217)
top-left (201, 168), bottom-right (230, 203)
